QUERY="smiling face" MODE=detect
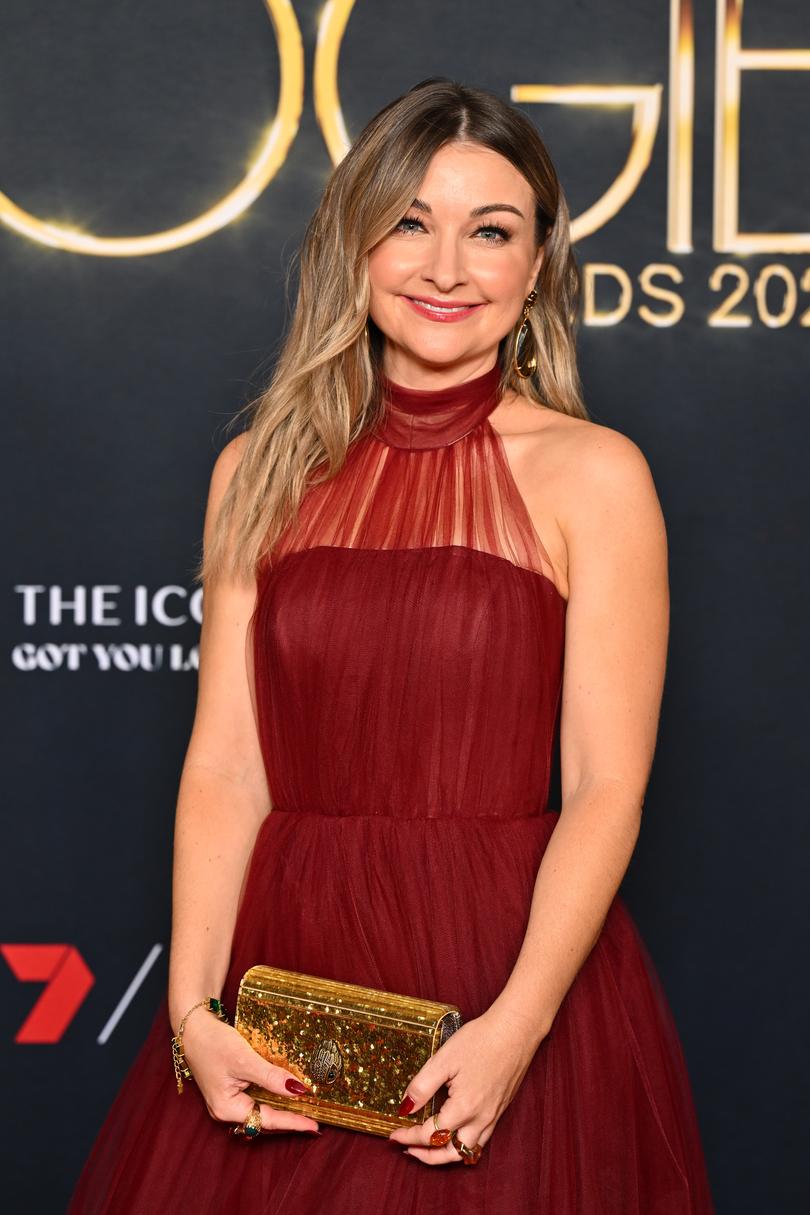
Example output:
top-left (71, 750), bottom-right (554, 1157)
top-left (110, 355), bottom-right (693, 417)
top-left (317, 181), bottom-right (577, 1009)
top-left (367, 141), bottom-right (545, 387)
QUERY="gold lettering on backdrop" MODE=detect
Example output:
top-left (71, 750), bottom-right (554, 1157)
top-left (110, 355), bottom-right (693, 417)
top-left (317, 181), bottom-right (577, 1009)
top-left (316, 0), bottom-right (805, 257)
top-left (584, 265), bottom-right (634, 326)
top-left (0, 0), bottom-right (304, 256)
top-left (638, 265), bottom-right (686, 326)
top-left (586, 259), bottom-right (809, 327)
top-left (313, 0), bottom-right (355, 163)
top-left (584, 263), bottom-right (686, 327)
top-left (316, 0), bottom-right (669, 247)
top-left (715, 0), bottom-right (810, 252)
top-left (709, 265), bottom-right (751, 325)
top-left (510, 86), bottom-right (663, 246)
top-left (709, 263), bottom-right (806, 326)
top-left (316, 0), bottom-right (663, 242)
top-left (0, 0), bottom-right (806, 270)
top-left (668, 0), bottom-right (695, 252)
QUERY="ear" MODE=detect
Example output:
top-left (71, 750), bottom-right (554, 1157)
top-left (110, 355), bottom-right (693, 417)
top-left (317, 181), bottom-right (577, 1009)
top-left (526, 244), bottom-right (545, 295)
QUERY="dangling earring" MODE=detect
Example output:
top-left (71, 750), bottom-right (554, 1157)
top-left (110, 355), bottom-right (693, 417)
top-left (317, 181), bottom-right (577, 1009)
top-left (511, 289), bottom-right (538, 379)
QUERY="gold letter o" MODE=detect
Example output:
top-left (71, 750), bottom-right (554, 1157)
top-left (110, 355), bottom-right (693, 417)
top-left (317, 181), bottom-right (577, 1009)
top-left (0, 0), bottom-right (304, 257)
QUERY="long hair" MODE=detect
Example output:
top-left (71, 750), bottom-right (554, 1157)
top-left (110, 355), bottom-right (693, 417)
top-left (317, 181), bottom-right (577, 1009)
top-left (196, 77), bottom-right (586, 587)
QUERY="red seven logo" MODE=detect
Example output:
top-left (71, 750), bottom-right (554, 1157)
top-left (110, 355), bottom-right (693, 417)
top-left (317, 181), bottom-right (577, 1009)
top-left (2, 945), bottom-right (94, 1043)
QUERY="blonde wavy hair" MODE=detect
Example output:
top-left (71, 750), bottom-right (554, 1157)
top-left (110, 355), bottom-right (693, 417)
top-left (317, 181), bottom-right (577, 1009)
top-left (196, 77), bottom-right (586, 587)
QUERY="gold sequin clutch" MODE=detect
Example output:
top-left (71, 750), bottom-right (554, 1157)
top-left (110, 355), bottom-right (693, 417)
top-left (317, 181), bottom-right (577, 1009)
top-left (234, 964), bottom-right (463, 1136)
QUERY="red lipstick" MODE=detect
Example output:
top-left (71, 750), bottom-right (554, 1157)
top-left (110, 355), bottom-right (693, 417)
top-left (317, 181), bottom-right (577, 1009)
top-left (402, 295), bottom-right (486, 323)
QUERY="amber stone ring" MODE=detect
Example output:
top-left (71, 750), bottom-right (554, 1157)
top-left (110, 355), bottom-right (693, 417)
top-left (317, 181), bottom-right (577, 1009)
top-left (450, 1129), bottom-right (483, 1165)
top-left (429, 1113), bottom-right (453, 1148)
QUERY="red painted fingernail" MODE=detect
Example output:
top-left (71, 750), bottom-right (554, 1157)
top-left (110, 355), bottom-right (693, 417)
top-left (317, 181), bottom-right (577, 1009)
top-left (397, 1094), bottom-right (415, 1116)
top-left (286, 1079), bottom-right (312, 1095)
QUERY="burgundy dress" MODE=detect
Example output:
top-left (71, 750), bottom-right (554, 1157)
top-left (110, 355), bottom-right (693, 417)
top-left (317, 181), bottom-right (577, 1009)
top-left (68, 363), bottom-right (715, 1213)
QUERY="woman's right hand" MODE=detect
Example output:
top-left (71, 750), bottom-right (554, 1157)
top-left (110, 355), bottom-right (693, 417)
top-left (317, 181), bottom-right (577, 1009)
top-left (180, 1009), bottom-right (321, 1135)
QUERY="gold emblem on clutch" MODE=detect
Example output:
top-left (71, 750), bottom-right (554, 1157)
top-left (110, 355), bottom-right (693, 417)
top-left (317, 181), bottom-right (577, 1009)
top-left (310, 1038), bottom-right (343, 1085)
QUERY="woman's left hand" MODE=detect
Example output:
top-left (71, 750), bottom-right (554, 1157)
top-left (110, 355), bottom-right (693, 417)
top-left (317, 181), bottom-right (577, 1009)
top-left (387, 1004), bottom-right (545, 1166)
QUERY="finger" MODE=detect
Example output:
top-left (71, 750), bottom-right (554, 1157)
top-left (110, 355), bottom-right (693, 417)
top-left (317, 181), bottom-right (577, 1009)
top-left (213, 1053), bottom-right (320, 1133)
top-left (403, 1138), bottom-right (459, 1166)
top-left (392, 1053), bottom-right (452, 1124)
top-left (388, 1093), bottom-right (459, 1146)
top-left (236, 1050), bottom-right (317, 1104)
top-left (226, 1094), bottom-right (320, 1136)
top-left (227, 1058), bottom-right (319, 1133)
top-left (389, 1112), bottom-right (449, 1146)
top-left (404, 1122), bottom-right (487, 1166)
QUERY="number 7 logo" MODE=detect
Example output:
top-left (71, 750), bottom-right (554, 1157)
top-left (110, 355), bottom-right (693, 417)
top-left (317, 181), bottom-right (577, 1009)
top-left (2, 944), bottom-right (94, 1043)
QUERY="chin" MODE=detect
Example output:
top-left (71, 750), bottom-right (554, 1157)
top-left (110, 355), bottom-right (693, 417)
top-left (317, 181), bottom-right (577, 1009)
top-left (397, 345), bottom-right (474, 369)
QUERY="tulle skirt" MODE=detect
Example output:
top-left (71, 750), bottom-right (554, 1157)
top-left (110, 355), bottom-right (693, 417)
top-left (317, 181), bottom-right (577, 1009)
top-left (68, 808), bottom-right (715, 1214)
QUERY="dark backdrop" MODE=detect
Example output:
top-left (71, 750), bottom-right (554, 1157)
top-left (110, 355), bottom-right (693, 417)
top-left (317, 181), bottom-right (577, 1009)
top-left (1, 2), bottom-right (807, 1211)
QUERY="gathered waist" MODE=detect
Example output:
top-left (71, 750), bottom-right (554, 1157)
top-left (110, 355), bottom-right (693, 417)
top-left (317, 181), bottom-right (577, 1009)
top-left (265, 804), bottom-right (559, 823)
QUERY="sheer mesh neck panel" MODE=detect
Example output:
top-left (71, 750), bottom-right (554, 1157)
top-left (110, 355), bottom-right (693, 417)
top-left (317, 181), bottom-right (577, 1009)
top-left (264, 420), bottom-right (562, 597)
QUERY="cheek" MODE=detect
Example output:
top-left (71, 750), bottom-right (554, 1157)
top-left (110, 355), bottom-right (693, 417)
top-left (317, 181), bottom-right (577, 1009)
top-left (368, 244), bottom-right (418, 292)
top-left (472, 251), bottom-right (531, 301)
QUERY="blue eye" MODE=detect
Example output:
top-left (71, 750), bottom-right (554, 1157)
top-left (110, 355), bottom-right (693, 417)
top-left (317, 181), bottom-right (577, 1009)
top-left (475, 224), bottom-right (511, 243)
top-left (395, 217), bottom-right (425, 235)
top-left (394, 216), bottom-right (512, 244)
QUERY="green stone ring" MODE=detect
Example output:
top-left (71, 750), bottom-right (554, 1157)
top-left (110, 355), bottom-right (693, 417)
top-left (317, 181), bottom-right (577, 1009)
top-left (235, 1101), bottom-right (263, 1141)
top-left (244, 1103), bottom-right (263, 1137)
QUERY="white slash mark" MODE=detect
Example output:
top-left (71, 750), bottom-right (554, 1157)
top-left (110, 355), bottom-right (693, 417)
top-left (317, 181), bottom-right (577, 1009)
top-left (97, 944), bottom-right (164, 1044)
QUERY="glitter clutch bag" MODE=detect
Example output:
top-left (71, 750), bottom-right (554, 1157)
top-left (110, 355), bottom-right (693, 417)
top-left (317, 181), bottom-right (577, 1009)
top-left (233, 964), bottom-right (464, 1136)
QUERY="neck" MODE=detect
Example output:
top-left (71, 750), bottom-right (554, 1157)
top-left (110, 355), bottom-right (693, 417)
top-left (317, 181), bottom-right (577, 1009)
top-left (374, 360), bottom-right (504, 451)
top-left (379, 355), bottom-right (501, 393)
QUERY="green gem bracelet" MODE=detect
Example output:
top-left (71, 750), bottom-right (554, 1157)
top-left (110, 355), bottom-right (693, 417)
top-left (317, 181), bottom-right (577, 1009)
top-left (171, 996), bottom-right (229, 1094)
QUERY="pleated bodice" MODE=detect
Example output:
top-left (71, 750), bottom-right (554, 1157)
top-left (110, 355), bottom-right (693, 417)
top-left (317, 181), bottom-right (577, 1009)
top-left (247, 360), bottom-right (566, 821)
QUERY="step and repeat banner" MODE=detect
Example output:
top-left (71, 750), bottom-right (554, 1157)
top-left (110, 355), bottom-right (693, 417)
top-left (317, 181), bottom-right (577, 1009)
top-left (2, 2), bottom-right (807, 1211)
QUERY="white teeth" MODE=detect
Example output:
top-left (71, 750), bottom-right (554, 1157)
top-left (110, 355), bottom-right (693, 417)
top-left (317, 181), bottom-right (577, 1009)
top-left (413, 299), bottom-right (472, 313)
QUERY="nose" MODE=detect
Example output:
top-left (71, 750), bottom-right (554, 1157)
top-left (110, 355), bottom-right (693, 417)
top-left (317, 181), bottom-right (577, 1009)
top-left (420, 229), bottom-right (467, 293)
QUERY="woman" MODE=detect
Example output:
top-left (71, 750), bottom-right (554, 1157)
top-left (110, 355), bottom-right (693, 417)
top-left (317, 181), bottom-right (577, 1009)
top-left (68, 78), bottom-right (715, 1212)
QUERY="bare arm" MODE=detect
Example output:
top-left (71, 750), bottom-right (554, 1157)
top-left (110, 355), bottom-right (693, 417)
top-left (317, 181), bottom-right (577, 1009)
top-left (488, 425), bottom-right (670, 1043)
top-left (167, 433), bottom-right (271, 1036)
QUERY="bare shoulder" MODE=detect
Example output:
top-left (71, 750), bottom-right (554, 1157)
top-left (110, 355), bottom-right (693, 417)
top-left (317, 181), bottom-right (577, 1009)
top-left (202, 432), bottom-right (251, 548)
top-left (492, 396), bottom-right (665, 601)
top-left (562, 416), bottom-right (660, 504)
top-left (554, 416), bottom-right (669, 624)
top-left (554, 417), bottom-right (665, 544)
top-left (208, 431), bottom-right (250, 505)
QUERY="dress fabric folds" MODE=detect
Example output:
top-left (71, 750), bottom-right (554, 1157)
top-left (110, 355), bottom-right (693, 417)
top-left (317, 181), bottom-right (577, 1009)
top-left (68, 362), bottom-right (715, 1213)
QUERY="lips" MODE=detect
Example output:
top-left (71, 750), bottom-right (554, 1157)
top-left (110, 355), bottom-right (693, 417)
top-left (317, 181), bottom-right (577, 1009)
top-left (403, 296), bottom-right (486, 323)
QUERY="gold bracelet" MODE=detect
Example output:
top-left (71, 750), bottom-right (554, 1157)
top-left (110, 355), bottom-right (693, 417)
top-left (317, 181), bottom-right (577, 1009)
top-left (170, 996), bottom-right (229, 1094)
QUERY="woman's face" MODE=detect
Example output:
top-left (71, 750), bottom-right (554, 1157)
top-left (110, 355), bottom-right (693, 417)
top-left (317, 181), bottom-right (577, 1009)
top-left (367, 141), bottom-right (545, 385)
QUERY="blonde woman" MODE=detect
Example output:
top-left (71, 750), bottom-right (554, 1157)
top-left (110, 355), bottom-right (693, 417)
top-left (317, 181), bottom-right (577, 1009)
top-left (69, 79), bottom-right (715, 1212)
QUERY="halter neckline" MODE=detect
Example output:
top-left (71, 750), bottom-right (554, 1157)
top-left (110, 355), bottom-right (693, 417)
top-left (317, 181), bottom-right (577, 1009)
top-left (374, 361), bottom-right (503, 450)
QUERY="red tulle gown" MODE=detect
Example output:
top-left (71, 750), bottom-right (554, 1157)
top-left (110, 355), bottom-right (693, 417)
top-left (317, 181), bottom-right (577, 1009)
top-left (68, 362), bottom-right (715, 1213)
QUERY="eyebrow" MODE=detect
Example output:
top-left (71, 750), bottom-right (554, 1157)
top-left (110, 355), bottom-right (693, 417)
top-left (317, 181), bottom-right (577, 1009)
top-left (410, 197), bottom-right (526, 220)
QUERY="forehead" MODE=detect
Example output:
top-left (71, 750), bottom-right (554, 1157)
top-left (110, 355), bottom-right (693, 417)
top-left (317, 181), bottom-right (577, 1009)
top-left (415, 142), bottom-right (534, 213)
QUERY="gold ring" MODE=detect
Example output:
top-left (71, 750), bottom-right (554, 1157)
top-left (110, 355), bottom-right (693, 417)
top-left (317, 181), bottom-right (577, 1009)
top-left (429, 1112), bottom-right (453, 1148)
top-left (232, 1101), bottom-right (263, 1140)
top-left (450, 1128), bottom-right (483, 1165)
